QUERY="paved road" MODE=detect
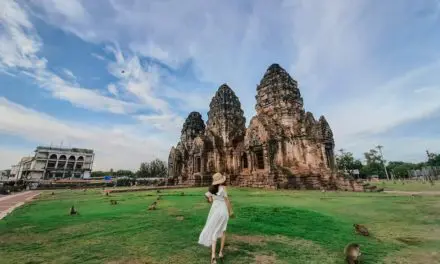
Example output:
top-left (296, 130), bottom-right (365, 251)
top-left (0, 191), bottom-right (40, 220)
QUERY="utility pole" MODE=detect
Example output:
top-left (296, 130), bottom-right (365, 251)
top-left (376, 145), bottom-right (390, 181)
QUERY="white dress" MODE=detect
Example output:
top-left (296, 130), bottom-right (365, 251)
top-left (198, 186), bottom-right (229, 247)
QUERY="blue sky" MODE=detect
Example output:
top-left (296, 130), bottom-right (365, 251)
top-left (1, 0), bottom-right (440, 170)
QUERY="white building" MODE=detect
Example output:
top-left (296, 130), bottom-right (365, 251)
top-left (10, 146), bottom-right (94, 180)
top-left (0, 170), bottom-right (10, 181)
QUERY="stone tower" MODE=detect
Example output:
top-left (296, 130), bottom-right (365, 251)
top-left (180, 111), bottom-right (205, 149)
top-left (256, 64), bottom-right (304, 127)
top-left (206, 84), bottom-right (246, 147)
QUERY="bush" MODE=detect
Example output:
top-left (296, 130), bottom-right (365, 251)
top-left (115, 178), bottom-right (134, 187)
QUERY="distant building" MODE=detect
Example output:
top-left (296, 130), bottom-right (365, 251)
top-left (9, 146), bottom-right (95, 180)
top-left (0, 169), bottom-right (10, 180)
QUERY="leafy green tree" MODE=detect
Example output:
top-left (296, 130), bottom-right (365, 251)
top-left (136, 159), bottom-right (167, 178)
top-left (427, 151), bottom-right (440, 166)
top-left (362, 148), bottom-right (386, 178)
top-left (336, 150), bottom-right (363, 178)
top-left (114, 170), bottom-right (134, 177)
top-left (387, 161), bottom-right (417, 179)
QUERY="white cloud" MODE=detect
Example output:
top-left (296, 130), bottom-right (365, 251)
top-left (62, 68), bottom-right (76, 80)
top-left (91, 53), bottom-right (106, 61)
top-left (0, 97), bottom-right (173, 170)
top-left (328, 60), bottom-right (440, 140)
top-left (0, 0), bottom-right (145, 115)
top-left (107, 83), bottom-right (118, 96)
top-left (0, 0), bottom-right (46, 71)
top-left (0, 147), bottom-right (32, 170)
top-left (136, 114), bottom-right (184, 133)
top-left (2, 0), bottom-right (440, 167)
top-left (106, 45), bottom-right (171, 113)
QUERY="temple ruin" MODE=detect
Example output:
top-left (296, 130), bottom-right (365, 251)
top-left (168, 64), bottom-right (362, 191)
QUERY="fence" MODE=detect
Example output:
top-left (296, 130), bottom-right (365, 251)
top-left (408, 166), bottom-right (440, 181)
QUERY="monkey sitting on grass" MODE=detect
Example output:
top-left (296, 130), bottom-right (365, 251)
top-left (344, 243), bottom-right (361, 264)
top-left (148, 201), bottom-right (157, 210)
top-left (354, 224), bottom-right (369, 236)
top-left (69, 205), bottom-right (78, 215)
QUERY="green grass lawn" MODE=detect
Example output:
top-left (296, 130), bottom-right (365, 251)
top-left (1, 188), bottom-right (439, 264)
top-left (376, 180), bottom-right (440, 192)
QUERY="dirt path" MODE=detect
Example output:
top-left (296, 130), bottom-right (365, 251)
top-left (384, 190), bottom-right (440, 196)
top-left (0, 191), bottom-right (40, 220)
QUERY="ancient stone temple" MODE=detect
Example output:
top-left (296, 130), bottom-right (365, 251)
top-left (168, 64), bottom-right (362, 191)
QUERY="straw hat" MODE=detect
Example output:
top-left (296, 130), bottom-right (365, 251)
top-left (212, 172), bottom-right (226, 185)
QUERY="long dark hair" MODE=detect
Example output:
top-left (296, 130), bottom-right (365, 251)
top-left (209, 184), bottom-right (219, 195)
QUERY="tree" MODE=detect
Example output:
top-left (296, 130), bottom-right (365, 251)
top-left (362, 148), bottom-right (386, 179)
top-left (136, 159), bottom-right (167, 178)
top-left (427, 151), bottom-right (440, 166)
top-left (387, 161), bottom-right (418, 179)
top-left (336, 150), bottom-right (363, 178)
top-left (149, 159), bottom-right (167, 178)
top-left (114, 170), bottom-right (134, 177)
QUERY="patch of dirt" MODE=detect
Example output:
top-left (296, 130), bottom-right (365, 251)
top-left (106, 259), bottom-right (155, 264)
top-left (0, 233), bottom-right (47, 244)
top-left (53, 223), bottom-right (93, 235)
top-left (255, 255), bottom-right (276, 264)
top-left (193, 203), bottom-right (208, 209)
top-left (384, 249), bottom-right (440, 264)
top-left (16, 225), bottom-right (36, 231)
top-left (396, 236), bottom-right (423, 245)
top-left (230, 234), bottom-right (266, 246)
top-left (176, 216), bottom-right (184, 221)
top-left (166, 207), bottom-right (179, 215)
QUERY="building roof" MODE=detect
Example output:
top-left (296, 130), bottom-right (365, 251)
top-left (36, 146), bottom-right (94, 154)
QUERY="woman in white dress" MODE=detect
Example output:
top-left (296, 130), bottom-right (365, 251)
top-left (198, 172), bottom-right (234, 264)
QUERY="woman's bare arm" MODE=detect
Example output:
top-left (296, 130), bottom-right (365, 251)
top-left (224, 187), bottom-right (233, 216)
top-left (225, 197), bottom-right (233, 216)
top-left (205, 192), bottom-right (213, 203)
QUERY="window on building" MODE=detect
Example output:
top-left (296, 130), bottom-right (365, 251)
top-left (67, 156), bottom-right (75, 169)
top-left (241, 153), bottom-right (248, 169)
top-left (49, 154), bottom-right (57, 160)
top-left (325, 145), bottom-right (334, 169)
top-left (76, 156), bottom-right (84, 170)
top-left (47, 161), bottom-right (56, 168)
top-left (57, 155), bottom-right (66, 169)
top-left (195, 157), bottom-right (201, 173)
top-left (255, 149), bottom-right (265, 169)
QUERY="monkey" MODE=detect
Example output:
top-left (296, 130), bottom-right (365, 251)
top-left (69, 205), bottom-right (78, 215)
top-left (344, 243), bottom-right (361, 264)
top-left (51, 192), bottom-right (55, 195)
top-left (148, 201), bottom-right (157, 210)
top-left (110, 200), bottom-right (118, 205)
top-left (105, 192), bottom-right (109, 196)
top-left (354, 224), bottom-right (369, 236)
top-left (157, 190), bottom-right (162, 194)
top-left (180, 192), bottom-right (185, 196)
